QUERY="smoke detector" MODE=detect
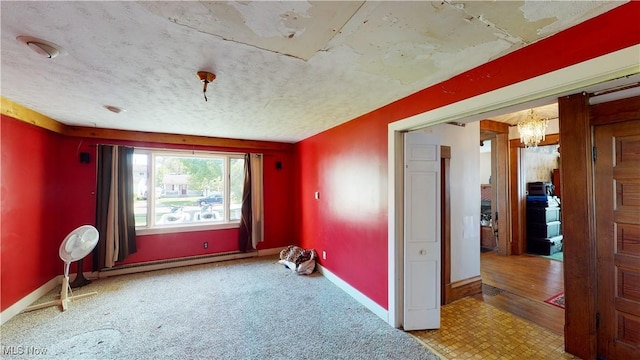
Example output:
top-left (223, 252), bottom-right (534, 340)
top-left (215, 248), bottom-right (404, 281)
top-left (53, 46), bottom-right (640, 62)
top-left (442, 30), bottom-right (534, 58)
top-left (17, 36), bottom-right (67, 59)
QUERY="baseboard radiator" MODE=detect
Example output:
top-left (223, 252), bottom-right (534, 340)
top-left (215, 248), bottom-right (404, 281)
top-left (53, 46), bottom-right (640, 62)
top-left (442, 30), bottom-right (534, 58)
top-left (1, 247), bottom-right (283, 325)
top-left (97, 248), bottom-right (282, 278)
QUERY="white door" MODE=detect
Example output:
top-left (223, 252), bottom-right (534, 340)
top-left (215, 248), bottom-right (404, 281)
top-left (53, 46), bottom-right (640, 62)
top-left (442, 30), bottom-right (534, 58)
top-left (403, 131), bottom-right (441, 330)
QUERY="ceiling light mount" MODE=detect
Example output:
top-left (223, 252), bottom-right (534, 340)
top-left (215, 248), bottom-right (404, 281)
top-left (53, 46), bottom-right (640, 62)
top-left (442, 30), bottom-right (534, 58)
top-left (104, 105), bottom-right (125, 114)
top-left (17, 36), bottom-right (67, 59)
top-left (197, 71), bottom-right (216, 102)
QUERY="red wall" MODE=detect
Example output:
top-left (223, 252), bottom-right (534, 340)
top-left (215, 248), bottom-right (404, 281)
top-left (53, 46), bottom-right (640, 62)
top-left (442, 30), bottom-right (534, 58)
top-left (296, 114), bottom-right (390, 305)
top-left (1, 117), bottom-right (296, 312)
top-left (294, 3), bottom-right (640, 309)
top-left (1, 116), bottom-right (64, 311)
top-left (2, 2), bottom-right (639, 313)
top-left (57, 136), bottom-right (296, 267)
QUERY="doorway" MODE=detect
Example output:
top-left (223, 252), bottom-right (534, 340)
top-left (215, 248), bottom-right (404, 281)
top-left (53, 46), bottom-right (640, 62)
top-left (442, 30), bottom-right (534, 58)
top-left (477, 110), bottom-right (565, 333)
top-left (387, 47), bottom-right (638, 331)
top-left (479, 120), bottom-right (510, 256)
top-left (509, 131), bottom-right (562, 256)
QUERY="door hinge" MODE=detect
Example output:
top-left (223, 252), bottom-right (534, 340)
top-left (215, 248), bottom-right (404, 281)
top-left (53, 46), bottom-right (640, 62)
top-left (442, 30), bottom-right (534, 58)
top-left (592, 146), bottom-right (597, 162)
top-left (596, 312), bottom-right (600, 330)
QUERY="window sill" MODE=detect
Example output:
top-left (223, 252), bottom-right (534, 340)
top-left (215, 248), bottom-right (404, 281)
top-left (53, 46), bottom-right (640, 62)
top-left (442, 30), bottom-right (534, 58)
top-left (136, 222), bottom-right (240, 236)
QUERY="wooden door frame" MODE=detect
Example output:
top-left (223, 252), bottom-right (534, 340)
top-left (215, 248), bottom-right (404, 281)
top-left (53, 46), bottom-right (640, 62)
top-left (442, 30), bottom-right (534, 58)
top-left (440, 144), bottom-right (485, 305)
top-left (440, 146), bottom-right (453, 304)
top-left (508, 134), bottom-right (560, 255)
top-left (558, 93), bottom-right (595, 359)
top-left (559, 94), bottom-right (640, 358)
top-left (480, 121), bottom-right (511, 256)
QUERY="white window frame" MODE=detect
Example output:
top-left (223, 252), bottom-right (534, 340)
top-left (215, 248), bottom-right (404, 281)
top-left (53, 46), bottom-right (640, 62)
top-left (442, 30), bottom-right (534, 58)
top-left (134, 148), bottom-right (245, 235)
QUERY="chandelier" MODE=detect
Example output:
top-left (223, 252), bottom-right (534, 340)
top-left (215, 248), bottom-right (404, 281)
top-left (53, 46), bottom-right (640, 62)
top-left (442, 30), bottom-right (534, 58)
top-left (517, 109), bottom-right (549, 147)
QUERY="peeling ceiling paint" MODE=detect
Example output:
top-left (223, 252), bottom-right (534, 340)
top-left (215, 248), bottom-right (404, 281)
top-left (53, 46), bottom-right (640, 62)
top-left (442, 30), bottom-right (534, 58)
top-left (143, 1), bottom-right (364, 61)
top-left (228, 1), bottom-right (313, 38)
top-left (519, 0), bottom-right (619, 36)
top-left (0, 1), bottom-right (627, 143)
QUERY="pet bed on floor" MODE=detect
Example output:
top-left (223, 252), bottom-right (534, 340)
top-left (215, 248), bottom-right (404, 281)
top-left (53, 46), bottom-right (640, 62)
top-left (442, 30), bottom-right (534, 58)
top-left (279, 245), bottom-right (317, 275)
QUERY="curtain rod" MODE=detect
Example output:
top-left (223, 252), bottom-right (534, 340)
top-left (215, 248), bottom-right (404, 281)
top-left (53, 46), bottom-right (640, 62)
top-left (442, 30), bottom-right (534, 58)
top-left (87, 143), bottom-right (262, 157)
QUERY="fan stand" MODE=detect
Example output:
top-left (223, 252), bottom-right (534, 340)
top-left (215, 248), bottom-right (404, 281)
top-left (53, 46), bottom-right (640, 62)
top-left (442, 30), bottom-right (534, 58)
top-left (23, 262), bottom-right (97, 312)
top-left (69, 258), bottom-right (91, 288)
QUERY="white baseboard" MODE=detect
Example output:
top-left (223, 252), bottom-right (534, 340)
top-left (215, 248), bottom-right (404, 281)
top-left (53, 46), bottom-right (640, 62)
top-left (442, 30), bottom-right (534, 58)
top-left (0, 276), bottom-right (61, 325)
top-left (316, 264), bottom-right (389, 323)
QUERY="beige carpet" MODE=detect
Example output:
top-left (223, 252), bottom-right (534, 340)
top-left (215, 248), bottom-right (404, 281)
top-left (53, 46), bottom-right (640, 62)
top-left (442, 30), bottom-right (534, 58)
top-left (1, 255), bottom-right (439, 359)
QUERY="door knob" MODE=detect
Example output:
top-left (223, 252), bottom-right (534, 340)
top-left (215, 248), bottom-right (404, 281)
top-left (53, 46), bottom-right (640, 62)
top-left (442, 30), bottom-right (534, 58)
top-left (419, 249), bottom-right (426, 255)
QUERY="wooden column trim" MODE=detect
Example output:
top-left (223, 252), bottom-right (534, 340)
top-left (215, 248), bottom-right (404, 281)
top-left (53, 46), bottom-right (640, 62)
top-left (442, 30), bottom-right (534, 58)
top-left (480, 119), bottom-right (510, 134)
top-left (1, 97), bottom-right (293, 152)
top-left (590, 95), bottom-right (640, 125)
top-left (494, 132), bottom-right (510, 255)
top-left (65, 126), bottom-right (294, 152)
top-left (558, 93), bottom-right (596, 359)
top-left (440, 146), bottom-right (453, 305)
top-left (508, 141), bottom-right (524, 255)
top-left (1, 97), bottom-right (68, 134)
top-left (509, 134), bottom-right (560, 149)
top-left (446, 276), bottom-right (483, 304)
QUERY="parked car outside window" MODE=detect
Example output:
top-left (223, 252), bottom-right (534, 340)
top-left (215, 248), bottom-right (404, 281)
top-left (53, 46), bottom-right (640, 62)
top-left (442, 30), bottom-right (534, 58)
top-left (197, 192), bottom-right (223, 206)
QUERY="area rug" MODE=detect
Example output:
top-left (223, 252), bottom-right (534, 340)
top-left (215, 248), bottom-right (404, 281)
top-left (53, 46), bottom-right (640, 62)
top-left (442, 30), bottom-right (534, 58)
top-left (545, 292), bottom-right (565, 309)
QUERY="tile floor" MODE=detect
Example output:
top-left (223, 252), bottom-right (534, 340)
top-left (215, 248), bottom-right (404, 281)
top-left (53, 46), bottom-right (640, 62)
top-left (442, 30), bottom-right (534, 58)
top-left (410, 297), bottom-right (579, 359)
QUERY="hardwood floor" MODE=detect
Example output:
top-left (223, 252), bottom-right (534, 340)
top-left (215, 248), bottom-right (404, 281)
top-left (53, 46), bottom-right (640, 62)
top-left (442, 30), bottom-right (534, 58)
top-left (477, 251), bottom-right (565, 334)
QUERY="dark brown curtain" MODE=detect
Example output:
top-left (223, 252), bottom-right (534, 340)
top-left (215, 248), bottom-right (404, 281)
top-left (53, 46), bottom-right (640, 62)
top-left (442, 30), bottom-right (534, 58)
top-left (116, 146), bottom-right (137, 260)
top-left (238, 153), bottom-right (252, 252)
top-left (93, 145), bottom-right (137, 270)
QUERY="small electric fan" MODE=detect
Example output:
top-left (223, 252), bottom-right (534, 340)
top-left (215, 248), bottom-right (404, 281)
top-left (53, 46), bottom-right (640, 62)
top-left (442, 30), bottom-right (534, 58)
top-left (24, 225), bottom-right (100, 312)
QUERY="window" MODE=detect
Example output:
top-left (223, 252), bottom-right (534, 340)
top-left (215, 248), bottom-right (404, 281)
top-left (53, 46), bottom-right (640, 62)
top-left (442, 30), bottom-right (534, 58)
top-left (133, 149), bottom-right (245, 233)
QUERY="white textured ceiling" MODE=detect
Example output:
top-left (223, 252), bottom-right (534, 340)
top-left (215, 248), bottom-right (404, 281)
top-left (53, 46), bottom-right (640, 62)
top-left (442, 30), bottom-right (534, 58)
top-left (490, 103), bottom-right (559, 126)
top-left (0, 1), bottom-right (625, 143)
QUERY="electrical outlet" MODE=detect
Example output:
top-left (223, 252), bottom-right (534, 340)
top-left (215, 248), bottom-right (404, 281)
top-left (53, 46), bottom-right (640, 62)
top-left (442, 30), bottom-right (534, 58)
top-left (203, 242), bottom-right (208, 249)
top-left (322, 251), bottom-right (326, 260)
